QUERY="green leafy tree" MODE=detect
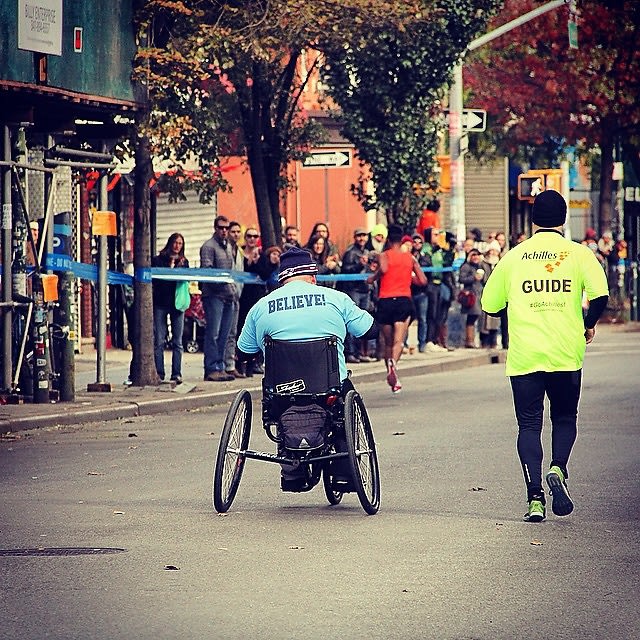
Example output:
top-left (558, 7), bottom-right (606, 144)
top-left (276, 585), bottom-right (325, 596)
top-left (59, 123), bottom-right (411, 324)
top-left (464, 0), bottom-right (640, 233)
top-left (134, 1), bottom-right (501, 242)
top-left (134, 1), bottom-right (320, 246)
top-left (128, 2), bottom-right (160, 386)
top-left (322, 0), bottom-right (501, 228)
top-left (137, 1), bottom-right (418, 246)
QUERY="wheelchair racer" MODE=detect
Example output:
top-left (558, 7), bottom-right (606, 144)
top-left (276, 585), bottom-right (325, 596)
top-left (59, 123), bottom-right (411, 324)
top-left (236, 246), bottom-right (377, 491)
top-left (236, 246), bottom-right (376, 384)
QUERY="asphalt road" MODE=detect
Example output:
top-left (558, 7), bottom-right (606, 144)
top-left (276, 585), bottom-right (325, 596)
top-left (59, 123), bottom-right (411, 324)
top-left (1, 327), bottom-right (639, 640)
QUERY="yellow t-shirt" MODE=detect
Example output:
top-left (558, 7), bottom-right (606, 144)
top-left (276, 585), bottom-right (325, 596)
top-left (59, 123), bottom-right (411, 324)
top-left (481, 230), bottom-right (609, 376)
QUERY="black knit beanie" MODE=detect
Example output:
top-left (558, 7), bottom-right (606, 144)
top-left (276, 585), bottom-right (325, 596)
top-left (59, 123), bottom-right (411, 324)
top-left (277, 247), bottom-right (318, 283)
top-left (531, 190), bottom-right (567, 228)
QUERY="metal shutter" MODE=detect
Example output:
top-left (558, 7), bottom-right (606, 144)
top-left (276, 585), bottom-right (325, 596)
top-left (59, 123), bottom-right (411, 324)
top-left (464, 157), bottom-right (509, 237)
top-left (155, 191), bottom-right (217, 266)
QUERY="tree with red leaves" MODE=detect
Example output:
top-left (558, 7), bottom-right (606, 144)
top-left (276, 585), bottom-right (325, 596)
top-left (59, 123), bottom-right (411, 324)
top-left (464, 0), bottom-right (640, 233)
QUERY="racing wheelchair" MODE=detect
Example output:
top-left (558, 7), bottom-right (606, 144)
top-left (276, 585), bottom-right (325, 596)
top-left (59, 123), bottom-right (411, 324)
top-left (212, 336), bottom-right (380, 515)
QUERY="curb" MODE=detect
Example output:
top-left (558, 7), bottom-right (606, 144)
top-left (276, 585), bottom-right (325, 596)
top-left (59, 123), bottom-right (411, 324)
top-left (1, 402), bottom-right (143, 432)
top-left (1, 350), bottom-right (505, 432)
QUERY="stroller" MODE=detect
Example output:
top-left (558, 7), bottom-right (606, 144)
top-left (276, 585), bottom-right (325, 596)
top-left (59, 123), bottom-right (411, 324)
top-left (183, 292), bottom-right (206, 353)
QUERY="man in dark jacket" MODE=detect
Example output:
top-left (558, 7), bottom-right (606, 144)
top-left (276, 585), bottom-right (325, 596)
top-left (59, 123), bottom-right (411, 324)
top-left (200, 215), bottom-right (237, 381)
top-left (340, 228), bottom-right (373, 363)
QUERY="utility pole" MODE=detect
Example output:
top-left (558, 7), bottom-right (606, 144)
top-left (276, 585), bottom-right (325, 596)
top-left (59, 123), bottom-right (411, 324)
top-left (448, 64), bottom-right (465, 245)
top-left (448, 0), bottom-right (567, 240)
top-left (96, 171), bottom-right (109, 386)
top-left (1, 126), bottom-right (12, 392)
top-left (87, 172), bottom-right (115, 393)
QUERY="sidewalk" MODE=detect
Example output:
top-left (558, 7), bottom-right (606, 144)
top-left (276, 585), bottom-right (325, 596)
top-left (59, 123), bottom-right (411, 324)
top-left (5, 319), bottom-right (635, 433)
top-left (0, 335), bottom-right (506, 432)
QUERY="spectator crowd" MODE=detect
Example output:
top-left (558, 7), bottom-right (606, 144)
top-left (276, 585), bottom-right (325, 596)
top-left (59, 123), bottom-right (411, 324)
top-left (153, 200), bottom-right (536, 384)
top-left (148, 200), bottom-right (619, 386)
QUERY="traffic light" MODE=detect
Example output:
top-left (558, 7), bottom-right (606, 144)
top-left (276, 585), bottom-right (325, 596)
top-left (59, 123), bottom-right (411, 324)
top-left (518, 175), bottom-right (545, 201)
top-left (517, 169), bottom-right (563, 202)
top-left (436, 155), bottom-right (450, 192)
top-left (413, 156), bottom-right (451, 196)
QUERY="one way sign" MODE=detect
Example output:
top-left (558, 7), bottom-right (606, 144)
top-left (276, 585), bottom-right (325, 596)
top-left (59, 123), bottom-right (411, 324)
top-left (444, 109), bottom-right (487, 132)
top-left (302, 150), bottom-right (351, 169)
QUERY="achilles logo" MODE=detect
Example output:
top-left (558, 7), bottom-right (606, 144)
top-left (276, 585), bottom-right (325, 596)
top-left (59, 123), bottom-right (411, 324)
top-left (521, 251), bottom-right (557, 260)
top-left (545, 250), bottom-right (570, 273)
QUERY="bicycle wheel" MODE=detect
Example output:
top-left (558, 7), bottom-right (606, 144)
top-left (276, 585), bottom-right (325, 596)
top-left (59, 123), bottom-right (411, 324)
top-left (344, 390), bottom-right (380, 515)
top-left (213, 389), bottom-right (252, 513)
top-left (322, 463), bottom-right (343, 505)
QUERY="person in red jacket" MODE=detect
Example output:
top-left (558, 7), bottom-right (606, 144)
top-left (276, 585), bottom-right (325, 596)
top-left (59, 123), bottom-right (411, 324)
top-left (415, 199), bottom-right (441, 237)
top-left (367, 224), bottom-right (427, 393)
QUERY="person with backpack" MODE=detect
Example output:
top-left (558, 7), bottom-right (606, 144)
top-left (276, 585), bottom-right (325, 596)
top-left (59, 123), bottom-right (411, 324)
top-left (236, 246), bottom-right (376, 491)
top-left (340, 228), bottom-right (374, 363)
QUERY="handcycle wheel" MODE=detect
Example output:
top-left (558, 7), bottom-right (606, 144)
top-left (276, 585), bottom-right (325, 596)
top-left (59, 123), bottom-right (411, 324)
top-left (322, 463), bottom-right (343, 505)
top-left (344, 390), bottom-right (380, 515)
top-left (213, 389), bottom-right (252, 513)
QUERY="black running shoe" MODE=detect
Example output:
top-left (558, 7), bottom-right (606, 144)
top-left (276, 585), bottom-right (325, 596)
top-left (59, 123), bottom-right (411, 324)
top-left (546, 466), bottom-right (574, 516)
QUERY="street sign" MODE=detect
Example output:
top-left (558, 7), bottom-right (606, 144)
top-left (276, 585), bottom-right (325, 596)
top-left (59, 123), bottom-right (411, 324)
top-left (444, 109), bottom-right (487, 132)
top-left (568, 20), bottom-right (578, 49)
top-left (302, 150), bottom-right (351, 169)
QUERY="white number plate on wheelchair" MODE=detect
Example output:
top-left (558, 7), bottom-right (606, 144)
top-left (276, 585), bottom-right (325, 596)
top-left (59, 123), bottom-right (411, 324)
top-left (275, 379), bottom-right (306, 394)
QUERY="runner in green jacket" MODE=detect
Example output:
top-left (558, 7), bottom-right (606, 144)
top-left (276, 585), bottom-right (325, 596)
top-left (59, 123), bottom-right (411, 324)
top-left (482, 190), bottom-right (609, 522)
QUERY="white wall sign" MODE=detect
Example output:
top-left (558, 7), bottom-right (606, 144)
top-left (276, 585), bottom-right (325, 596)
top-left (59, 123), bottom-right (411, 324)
top-left (17, 0), bottom-right (63, 56)
top-left (625, 187), bottom-right (640, 203)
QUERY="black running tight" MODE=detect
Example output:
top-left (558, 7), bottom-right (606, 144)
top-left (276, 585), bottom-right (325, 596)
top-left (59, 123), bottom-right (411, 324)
top-left (510, 370), bottom-right (582, 501)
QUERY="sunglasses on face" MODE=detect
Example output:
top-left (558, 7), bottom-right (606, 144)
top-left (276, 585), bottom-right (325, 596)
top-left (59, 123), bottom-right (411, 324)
top-left (246, 233), bottom-right (259, 238)
top-left (216, 225), bottom-right (229, 230)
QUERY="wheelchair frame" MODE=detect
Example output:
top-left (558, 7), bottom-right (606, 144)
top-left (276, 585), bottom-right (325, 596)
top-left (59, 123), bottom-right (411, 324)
top-left (212, 338), bottom-right (380, 515)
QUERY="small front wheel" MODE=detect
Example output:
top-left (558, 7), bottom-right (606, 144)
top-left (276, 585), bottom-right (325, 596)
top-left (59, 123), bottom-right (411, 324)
top-left (322, 464), bottom-right (343, 505)
top-left (213, 390), bottom-right (252, 512)
top-left (185, 340), bottom-right (200, 354)
top-left (344, 390), bottom-right (380, 515)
